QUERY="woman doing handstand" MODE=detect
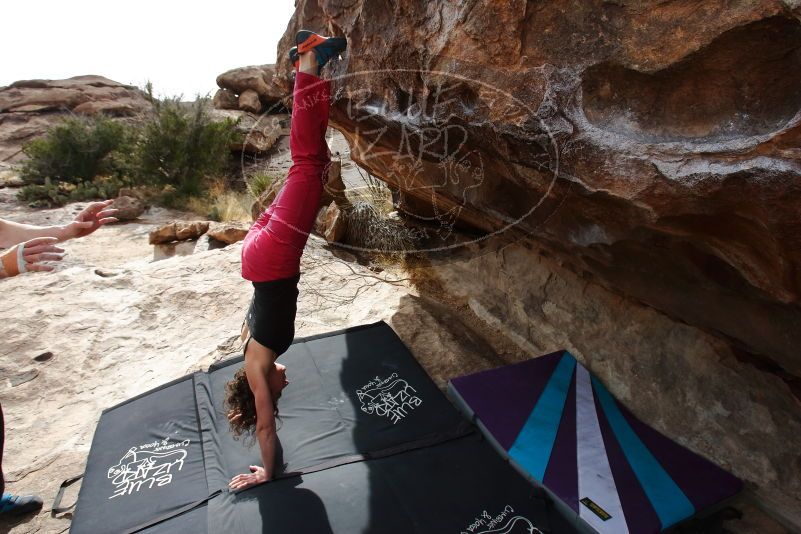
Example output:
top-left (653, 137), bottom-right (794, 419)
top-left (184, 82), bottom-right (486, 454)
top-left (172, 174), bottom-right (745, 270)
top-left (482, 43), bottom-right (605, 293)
top-left (224, 30), bottom-right (347, 492)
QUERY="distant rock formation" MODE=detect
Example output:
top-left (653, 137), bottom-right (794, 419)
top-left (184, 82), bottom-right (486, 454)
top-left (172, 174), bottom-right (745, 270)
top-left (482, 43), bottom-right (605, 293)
top-left (0, 75), bottom-right (152, 163)
top-left (212, 64), bottom-right (290, 155)
top-left (214, 64), bottom-right (285, 114)
top-left (278, 1), bottom-right (801, 528)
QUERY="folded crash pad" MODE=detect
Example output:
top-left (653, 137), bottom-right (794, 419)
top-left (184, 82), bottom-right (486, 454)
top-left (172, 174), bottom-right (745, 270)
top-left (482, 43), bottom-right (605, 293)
top-left (448, 350), bottom-right (743, 534)
top-left (69, 322), bottom-right (574, 534)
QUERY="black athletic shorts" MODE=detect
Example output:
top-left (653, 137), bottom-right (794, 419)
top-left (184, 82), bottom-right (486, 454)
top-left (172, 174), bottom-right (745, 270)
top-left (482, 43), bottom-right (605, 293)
top-left (245, 273), bottom-right (300, 356)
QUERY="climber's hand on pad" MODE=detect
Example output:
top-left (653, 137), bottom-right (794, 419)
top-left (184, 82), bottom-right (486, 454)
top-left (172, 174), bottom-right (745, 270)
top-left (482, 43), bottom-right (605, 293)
top-left (229, 465), bottom-right (269, 492)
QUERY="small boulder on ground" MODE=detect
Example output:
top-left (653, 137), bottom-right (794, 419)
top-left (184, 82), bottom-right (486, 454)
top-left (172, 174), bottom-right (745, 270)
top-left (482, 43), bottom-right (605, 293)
top-left (207, 221), bottom-right (249, 245)
top-left (149, 221), bottom-right (210, 244)
top-left (323, 201), bottom-right (347, 243)
top-left (112, 196), bottom-right (146, 221)
top-left (117, 187), bottom-right (146, 200)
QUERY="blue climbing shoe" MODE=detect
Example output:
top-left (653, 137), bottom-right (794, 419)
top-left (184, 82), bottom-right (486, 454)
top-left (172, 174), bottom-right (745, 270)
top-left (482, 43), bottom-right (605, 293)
top-left (295, 30), bottom-right (347, 73)
top-left (0, 492), bottom-right (44, 516)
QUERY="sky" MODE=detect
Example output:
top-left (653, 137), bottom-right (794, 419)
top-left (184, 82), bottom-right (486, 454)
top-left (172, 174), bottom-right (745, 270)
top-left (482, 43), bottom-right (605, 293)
top-left (0, 0), bottom-right (297, 100)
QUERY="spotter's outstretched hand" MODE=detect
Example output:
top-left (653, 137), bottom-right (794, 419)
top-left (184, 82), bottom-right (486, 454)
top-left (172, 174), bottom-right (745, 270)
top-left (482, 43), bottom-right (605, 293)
top-left (61, 200), bottom-right (119, 240)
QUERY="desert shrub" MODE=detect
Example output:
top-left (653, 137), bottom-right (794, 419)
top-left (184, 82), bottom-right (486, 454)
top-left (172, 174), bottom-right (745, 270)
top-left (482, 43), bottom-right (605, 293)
top-left (17, 179), bottom-right (69, 208)
top-left (135, 95), bottom-right (237, 197)
top-left (68, 175), bottom-right (129, 201)
top-left (345, 200), bottom-right (422, 254)
top-left (170, 179), bottom-right (252, 222)
top-left (17, 175), bottom-right (130, 208)
top-left (17, 84), bottom-right (241, 212)
top-left (246, 172), bottom-right (276, 199)
top-left (20, 116), bottom-right (133, 185)
top-left (362, 172), bottom-right (395, 216)
top-left (341, 170), bottom-right (421, 255)
top-left (206, 192), bottom-right (253, 222)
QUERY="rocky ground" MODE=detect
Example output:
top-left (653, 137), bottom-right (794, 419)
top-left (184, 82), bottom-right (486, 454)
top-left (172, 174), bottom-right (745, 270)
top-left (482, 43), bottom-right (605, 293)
top-left (0, 186), bottom-right (452, 533)
top-left (0, 182), bottom-right (791, 533)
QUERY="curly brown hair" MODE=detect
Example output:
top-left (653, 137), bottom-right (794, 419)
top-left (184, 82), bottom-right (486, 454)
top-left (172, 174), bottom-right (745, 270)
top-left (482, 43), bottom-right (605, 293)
top-left (224, 367), bottom-right (280, 439)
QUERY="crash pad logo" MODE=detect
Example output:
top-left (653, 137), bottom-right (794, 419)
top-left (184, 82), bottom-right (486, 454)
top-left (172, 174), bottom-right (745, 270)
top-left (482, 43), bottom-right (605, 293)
top-left (461, 505), bottom-right (543, 534)
top-left (356, 372), bottom-right (422, 424)
top-left (107, 438), bottom-right (190, 499)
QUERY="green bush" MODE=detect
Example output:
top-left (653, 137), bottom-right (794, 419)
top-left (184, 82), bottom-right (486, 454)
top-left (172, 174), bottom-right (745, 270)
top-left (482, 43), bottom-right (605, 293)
top-left (135, 95), bottom-right (237, 197)
top-left (68, 175), bottom-right (129, 201)
top-left (17, 179), bottom-right (69, 208)
top-left (20, 116), bottom-right (133, 185)
top-left (203, 192), bottom-right (252, 222)
top-left (17, 175), bottom-right (130, 208)
top-left (17, 82), bottom-right (240, 211)
top-left (246, 172), bottom-right (276, 199)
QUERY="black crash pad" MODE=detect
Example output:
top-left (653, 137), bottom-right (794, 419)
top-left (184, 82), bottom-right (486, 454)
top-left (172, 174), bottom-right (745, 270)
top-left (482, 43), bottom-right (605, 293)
top-left (70, 321), bottom-right (573, 534)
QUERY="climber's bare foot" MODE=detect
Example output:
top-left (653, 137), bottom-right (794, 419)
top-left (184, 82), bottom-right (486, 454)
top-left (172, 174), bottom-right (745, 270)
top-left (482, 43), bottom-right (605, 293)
top-left (298, 50), bottom-right (319, 76)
